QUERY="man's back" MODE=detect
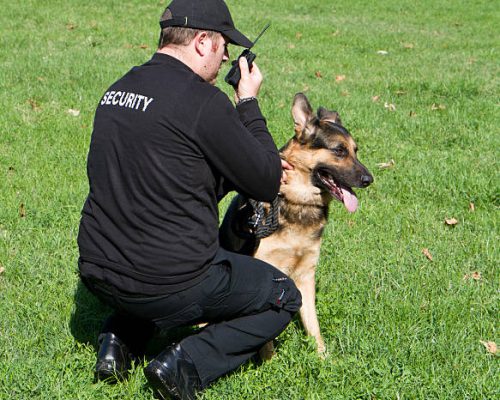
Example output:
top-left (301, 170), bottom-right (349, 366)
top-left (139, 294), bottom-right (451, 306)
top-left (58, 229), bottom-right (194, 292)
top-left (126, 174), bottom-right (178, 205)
top-left (78, 53), bottom-right (281, 295)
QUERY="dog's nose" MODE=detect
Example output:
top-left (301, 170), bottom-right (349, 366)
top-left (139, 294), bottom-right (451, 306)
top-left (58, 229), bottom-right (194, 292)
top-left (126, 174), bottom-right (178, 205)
top-left (360, 174), bottom-right (373, 187)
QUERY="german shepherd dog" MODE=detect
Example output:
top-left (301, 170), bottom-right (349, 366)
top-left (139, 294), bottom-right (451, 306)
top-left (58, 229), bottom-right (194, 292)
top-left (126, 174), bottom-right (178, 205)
top-left (220, 93), bottom-right (373, 357)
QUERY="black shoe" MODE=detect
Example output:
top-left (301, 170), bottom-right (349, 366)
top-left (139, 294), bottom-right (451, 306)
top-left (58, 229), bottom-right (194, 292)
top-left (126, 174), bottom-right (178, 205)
top-left (95, 332), bottom-right (134, 382)
top-left (144, 343), bottom-right (202, 400)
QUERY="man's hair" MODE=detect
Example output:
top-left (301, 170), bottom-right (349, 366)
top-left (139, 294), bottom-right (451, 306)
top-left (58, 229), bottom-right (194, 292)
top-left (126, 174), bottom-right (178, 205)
top-left (158, 8), bottom-right (219, 49)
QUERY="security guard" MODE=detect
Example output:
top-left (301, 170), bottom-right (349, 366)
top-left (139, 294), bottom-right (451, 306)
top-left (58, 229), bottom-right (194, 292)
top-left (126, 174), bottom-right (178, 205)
top-left (77, 1), bottom-right (301, 399)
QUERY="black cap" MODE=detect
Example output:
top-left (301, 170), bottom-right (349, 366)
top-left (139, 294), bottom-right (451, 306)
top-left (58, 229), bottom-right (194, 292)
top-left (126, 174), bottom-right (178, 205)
top-left (160, 0), bottom-right (253, 48)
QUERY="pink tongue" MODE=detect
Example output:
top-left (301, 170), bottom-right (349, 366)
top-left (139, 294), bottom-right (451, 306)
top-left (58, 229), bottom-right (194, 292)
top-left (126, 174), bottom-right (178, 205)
top-left (341, 188), bottom-right (358, 212)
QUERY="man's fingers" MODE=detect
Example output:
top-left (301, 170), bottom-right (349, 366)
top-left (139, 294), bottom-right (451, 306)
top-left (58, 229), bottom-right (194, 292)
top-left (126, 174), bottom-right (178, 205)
top-left (281, 159), bottom-right (294, 170)
top-left (239, 56), bottom-right (249, 75)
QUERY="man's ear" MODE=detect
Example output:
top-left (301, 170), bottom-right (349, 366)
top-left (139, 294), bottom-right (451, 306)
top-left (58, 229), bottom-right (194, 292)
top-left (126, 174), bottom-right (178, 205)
top-left (317, 106), bottom-right (342, 125)
top-left (291, 93), bottom-right (315, 143)
top-left (194, 31), bottom-right (210, 56)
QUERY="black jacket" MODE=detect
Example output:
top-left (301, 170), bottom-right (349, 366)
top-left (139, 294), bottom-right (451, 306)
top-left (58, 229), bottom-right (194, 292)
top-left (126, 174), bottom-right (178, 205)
top-left (77, 53), bottom-right (281, 295)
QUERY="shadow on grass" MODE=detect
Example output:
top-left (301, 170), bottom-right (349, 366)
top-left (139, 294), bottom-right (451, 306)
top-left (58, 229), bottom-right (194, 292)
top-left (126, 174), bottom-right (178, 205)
top-left (69, 280), bottom-right (200, 357)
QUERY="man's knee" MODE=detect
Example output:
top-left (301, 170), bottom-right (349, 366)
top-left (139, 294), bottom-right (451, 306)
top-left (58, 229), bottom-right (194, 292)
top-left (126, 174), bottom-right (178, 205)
top-left (268, 274), bottom-right (302, 314)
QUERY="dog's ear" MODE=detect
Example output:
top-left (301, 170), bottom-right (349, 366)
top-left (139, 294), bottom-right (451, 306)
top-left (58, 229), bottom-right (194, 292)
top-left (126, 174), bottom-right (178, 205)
top-left (317, 107), bottom-right (342, 125)
top-left (292, 93), bottom-right (315, 143)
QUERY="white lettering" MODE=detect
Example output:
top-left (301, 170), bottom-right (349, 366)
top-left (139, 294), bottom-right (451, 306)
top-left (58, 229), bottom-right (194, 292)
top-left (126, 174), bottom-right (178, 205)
top-left (112, 91), bottom-right (121, 105)
top-left (119, 92), bottom-right (127, 106)
top-left (135, 95), bottom-right (145, 110)
top-left (106, 91), bottom-right (115, 105)
top-left (125, 93), bottom-right (134, 108)
top-left (101, 91), bottom-right (110, 105)
top-left (142, 97), bottom-right (154, 112)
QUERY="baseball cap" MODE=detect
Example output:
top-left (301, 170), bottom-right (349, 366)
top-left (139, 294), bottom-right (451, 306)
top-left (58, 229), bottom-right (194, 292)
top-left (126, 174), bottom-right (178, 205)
top-left (159, 0), bottom-right (253, 48)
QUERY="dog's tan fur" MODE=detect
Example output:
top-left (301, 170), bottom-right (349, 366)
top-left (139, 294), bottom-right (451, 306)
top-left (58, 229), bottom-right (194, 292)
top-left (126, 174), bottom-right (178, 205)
top-left (221, 93), bottom-right (373, 358)
top-left (254, 94), bottom-right (372, 358)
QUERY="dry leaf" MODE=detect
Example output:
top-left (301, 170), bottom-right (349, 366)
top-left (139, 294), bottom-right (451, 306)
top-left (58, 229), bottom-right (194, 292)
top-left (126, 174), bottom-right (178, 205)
top-left (288, 43), bottom-right (296, 49)
top-left (384, 102), bottom-right (396, 111)
top-left (409, 111), bottom-right (417, 117)
top-left (372, 95), bottom-right (380, 102)
top-left (395, 90), bottom-right (406, 95)
top-left (19, 203), bottom-right (26, 218)
top-left (66, 23), bottom-right (77, 30)
top-left (37, 76), bottom-right (45, 82)
top-left (480, 341), bottom-right (497, 355)
top-left (0, 265), bottom-right (4, 275)
top-left (335, 75), bottom-right (346, 82)
top-left (403, 43), bottom-right (414, 49)
top-left (315, 71), bottom-right (323, 78)
top-left (464, 271), bottom-right (481, 281)
top-left (377, 50), bottom-right (388, 55)
top-left (445, 218), bottom-right (458, 226)
top-left (302, 85), bottom-right (310, 92)
top-left (469, 202), bottom-right (475, 212)
top-left (431, 103), bottom-right (446, 111)
top-left (139, 44), bottom-right (149, 49)
top-left (377, 159), bottom-right (395, 169)
top-left (340, 90), bottom-right (350, 97)
top-left (422, 248), bottom-right (433, 261)
top-left (295, 32), bottom-right (303, 39)
top-left (68, 109), bottom-right (80, 117)
top-left (28, 99), bottom-right (41, 111)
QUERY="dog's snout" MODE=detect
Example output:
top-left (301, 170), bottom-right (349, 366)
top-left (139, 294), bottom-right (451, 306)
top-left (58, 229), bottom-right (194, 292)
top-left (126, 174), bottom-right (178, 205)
top-left (360, 174), bottom-right (373, 187)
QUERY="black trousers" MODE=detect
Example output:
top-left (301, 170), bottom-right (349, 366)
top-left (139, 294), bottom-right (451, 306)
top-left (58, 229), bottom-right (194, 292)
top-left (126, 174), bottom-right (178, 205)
top-left (81, 248), bottom-right (302, 388)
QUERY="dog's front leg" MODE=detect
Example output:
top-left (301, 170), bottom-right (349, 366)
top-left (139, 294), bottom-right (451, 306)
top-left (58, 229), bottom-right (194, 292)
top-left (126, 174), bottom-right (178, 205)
top-left (296, 271), bottom-right (326, 355)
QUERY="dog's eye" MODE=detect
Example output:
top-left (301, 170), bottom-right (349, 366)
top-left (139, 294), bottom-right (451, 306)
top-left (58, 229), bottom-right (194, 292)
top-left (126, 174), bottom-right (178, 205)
top-left (331, 147), bottom-right (347, 157)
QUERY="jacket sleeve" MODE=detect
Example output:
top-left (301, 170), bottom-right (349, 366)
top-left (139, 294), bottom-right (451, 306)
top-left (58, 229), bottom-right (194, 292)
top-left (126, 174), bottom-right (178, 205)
top-left (194, 91), bottom-right (281, 202)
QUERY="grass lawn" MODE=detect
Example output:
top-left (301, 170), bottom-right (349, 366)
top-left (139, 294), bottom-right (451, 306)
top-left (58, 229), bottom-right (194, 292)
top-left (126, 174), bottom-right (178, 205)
top-left (0, 0), bottom-right (498, 399)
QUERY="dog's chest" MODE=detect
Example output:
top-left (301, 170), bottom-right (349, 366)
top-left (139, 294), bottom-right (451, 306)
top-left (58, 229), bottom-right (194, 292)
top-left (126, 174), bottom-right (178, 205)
top-left (254, 223), bottom-right (323, 278)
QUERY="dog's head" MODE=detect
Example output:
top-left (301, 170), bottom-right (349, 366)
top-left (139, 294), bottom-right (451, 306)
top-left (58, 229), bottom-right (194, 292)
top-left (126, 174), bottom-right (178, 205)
top-left (282, 93), bottom-right (373, 213)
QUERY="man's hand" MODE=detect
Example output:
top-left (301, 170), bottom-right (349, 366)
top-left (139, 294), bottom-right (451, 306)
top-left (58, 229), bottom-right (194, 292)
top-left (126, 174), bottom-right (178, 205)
top-left (234, 57), bottom-right (262, 102)
top-left (281, 159), bottom-right (294, 184)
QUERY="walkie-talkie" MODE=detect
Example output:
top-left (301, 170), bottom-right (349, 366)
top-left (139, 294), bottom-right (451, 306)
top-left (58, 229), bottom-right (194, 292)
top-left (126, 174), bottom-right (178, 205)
top-left (225, 23), bottom-right (271, 88)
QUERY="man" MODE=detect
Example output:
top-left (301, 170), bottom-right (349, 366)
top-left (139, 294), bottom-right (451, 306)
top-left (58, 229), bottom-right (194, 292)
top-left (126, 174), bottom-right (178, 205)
top-left (77, 0), bottom-right (301, 399)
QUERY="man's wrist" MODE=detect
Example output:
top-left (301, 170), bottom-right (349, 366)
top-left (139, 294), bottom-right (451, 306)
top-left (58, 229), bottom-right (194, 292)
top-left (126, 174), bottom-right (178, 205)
top-left (236, 96), bottom-right (257, 106)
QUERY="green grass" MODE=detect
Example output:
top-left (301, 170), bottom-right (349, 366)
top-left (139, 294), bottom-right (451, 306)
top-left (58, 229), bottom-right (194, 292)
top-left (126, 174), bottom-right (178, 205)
top-left (0, 0), bottom-right (498, 399)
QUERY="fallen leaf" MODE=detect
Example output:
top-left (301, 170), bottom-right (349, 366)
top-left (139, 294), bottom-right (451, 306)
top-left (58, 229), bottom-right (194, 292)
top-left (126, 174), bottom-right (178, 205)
top-left (315, 71), bottom-right (323, 78)
top-left (377, 159), bottom-right (395, 169)
top-left (469, 202), bottom-right (475, 212)
top-left (403, 43), bottom-right (414, 49)
top-left (395, 90), bottom-right (406, 95)
top-left (28, 99), bottom-right (41, 111)
top-left (139, 44), bottom-right (149, 49)
top-left (37, 76), bottom-right (45, 82)
top-left (288, 43), bottom-right (296, 49)
top-left (464, 271), bottom-right (481, 281)
top-left (340, 90), bottom-right (350, 97)
top-left (480, 340), bottom-right (497, 355)
top-left (409, 111), bottom-right (417, 117)
top-left (302, 85), bottom-right (310, 92)
top-left (371, 95), bottom-right (380, 102)
top-left (431, 103), bottom-right (446, 111)
top-left (0, 265), bottom-right (4, 275)
top-left (66, 23), bottom-right (77, 30)
top-left (68, 109), bottom-right (80, 117)
top-left (445, 218), bottom-right (458, 226)
top-left (19, 203), bottom-right (26, 218)
top-left (295, 32), bottom-right (303, 39)
top-left (377, 50), bottom-right (388, 55)
top-left (384, 102), bottom-right (396, 111)
top-left (422, 248), bottom-right (433, 261)
top-left (335, 75), bottom-right (346, 82)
